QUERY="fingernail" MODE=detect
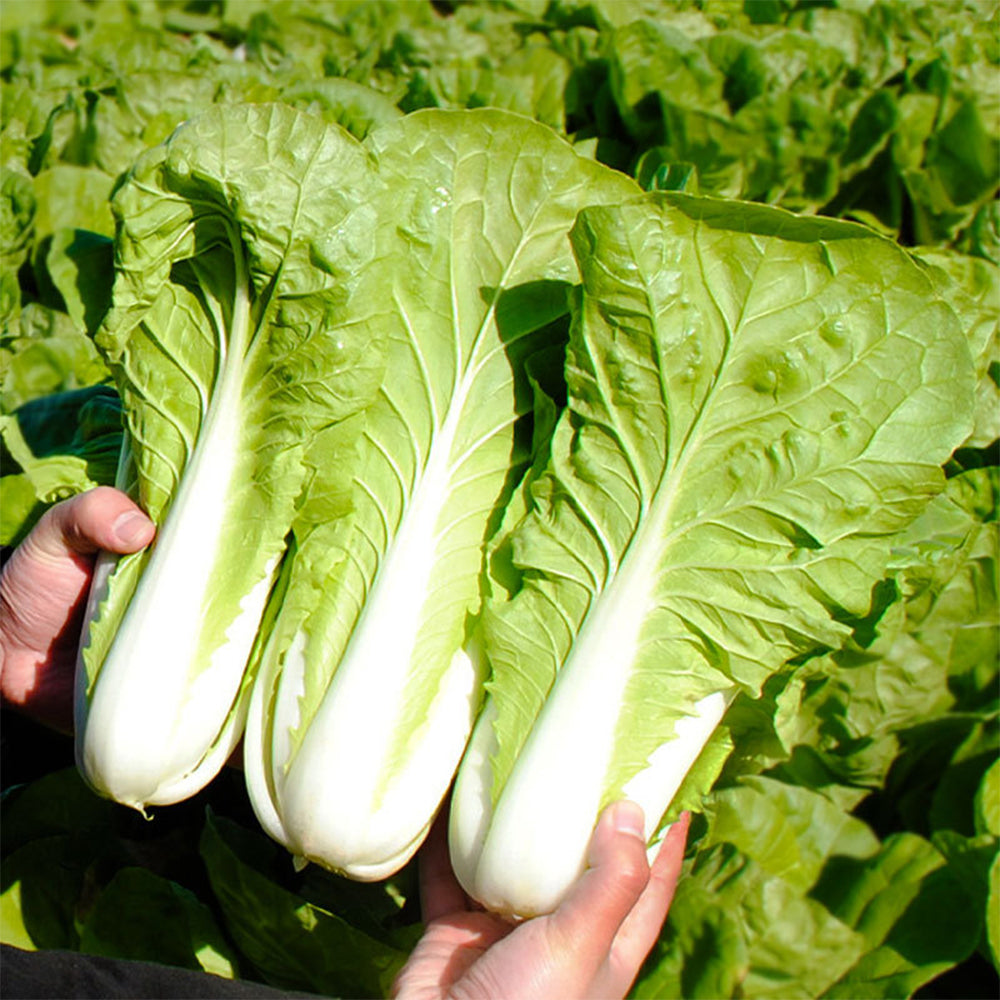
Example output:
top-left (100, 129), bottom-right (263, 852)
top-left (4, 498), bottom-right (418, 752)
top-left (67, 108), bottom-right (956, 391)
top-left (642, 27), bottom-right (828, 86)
top-left (666, 811), bottom-right (691, 842)
top-left (614, 801), bottom-right (646, 841)
top-left (113, 510), bottom-right (153, 546)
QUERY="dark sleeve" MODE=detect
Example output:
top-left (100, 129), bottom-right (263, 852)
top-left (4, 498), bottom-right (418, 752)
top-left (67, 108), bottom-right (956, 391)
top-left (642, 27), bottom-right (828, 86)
top-left (0, 945), bottom-right (328, 1000)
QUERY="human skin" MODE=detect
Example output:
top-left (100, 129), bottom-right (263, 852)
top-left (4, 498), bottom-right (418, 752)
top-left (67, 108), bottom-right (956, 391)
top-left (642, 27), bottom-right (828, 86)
top-left (0, 486), bottom-right (688, 1000)
top-left (0, 486), bottom-right (155, 732)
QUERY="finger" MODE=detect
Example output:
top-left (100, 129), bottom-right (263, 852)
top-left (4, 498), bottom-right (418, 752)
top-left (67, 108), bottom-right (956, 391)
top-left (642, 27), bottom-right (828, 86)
top-left (545, 800), bottom-right (651, 971)
top-left (1, 488), bottom-right (153, 686)
top-left (649, 810), bottom-right (690, 889)
top-left (34, 486), bottom-right (155, 560)
top-left (419, 805), bottom-right (470, 924)
top-left (0, 489), bottom-right (147, 730)
top-left (598, 811), bottom-right (690, 997)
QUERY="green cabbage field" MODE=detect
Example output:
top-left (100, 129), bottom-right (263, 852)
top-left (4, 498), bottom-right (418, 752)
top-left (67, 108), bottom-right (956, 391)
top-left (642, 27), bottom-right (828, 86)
top-left (1, 1), bottom-right (998, 998)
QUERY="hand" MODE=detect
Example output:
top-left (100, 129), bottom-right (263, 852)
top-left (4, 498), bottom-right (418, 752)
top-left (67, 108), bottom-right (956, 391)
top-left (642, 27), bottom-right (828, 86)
top-left (394, 802), bottom-right (689, 1000)
top-left (0, 486), bottom-right (155, 732)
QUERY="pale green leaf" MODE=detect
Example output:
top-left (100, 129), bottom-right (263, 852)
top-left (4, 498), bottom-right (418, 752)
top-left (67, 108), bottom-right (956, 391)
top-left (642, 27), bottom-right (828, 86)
top-left (706, 776), bottom-right (880, 893)
top-left (487, 193), bottom-right (975, 812)
top-left (817, 833), bottom-right (982, 998)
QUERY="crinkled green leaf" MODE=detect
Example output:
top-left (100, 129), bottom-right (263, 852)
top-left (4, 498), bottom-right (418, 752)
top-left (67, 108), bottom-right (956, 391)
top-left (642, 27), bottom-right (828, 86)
top-left (1, 303), bottom-right (109, 412)
top-left (280, 77), bottom-right (403, 139)
top-left (888, 466), bottom-right (999, 711)
top-left (0, 385), bottom-right (122, 544)
top-left (921, 249), bottom-right (999, 450)
top-left (756, 460), bottom-right (997, 794)
top-left (1, 167), bottom-right (34, 327)
top-left (40, 229), bottom-right (114, 335)
top-left (484, 193), bottom-right (975, 815)
top-left (705, 776), bottom-right (880, 893)
top-left (894, 87), bottom-right (1000, 246)
top-left (932, 828), bottom-right (999, 962)
top-left (410, 44), bottom-right (572, 133)
top-left (928, 714), bottom-right (1000, 838)
top-left (815, 833), bottom-right (982, 998)
top-left (31, 165), bottom-right (114, 240)
top-left (633, 843), bottom-right (866, 1000)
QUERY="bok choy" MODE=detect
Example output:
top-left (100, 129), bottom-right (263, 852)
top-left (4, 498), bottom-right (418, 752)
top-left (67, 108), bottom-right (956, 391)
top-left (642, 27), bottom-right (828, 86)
top-left (449, 194), bottom-right (977, 918)
top-left (74, 105), bottom-right (382, 811)
top-left (242, 109), bottom-right (639, 879)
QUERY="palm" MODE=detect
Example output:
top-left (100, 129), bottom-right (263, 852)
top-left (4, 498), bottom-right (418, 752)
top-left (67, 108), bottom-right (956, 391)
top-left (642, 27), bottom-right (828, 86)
top-left (395, 908), bottom-right (514, 999)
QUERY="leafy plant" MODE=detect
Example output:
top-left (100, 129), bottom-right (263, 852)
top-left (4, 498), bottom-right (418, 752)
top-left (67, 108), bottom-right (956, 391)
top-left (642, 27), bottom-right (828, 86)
top-left (74, 103), bottom-right (384, 812)
top-left (451, 193), bottom-right (976, 917)
top-left (244, 107), bottom-right (638, 881)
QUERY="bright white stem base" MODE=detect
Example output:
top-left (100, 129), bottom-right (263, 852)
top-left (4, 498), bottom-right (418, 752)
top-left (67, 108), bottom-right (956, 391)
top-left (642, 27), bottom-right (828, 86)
top-left (623, 688), bottom-right (732, 855)
top-left (450, 687), bottom-right (731, 919)
top-left (449, 471), bottom-right (737, 918)
top-left (274, 638), bottom-right (482, 879)
top-left (242, 627), bottom-right (305, 851)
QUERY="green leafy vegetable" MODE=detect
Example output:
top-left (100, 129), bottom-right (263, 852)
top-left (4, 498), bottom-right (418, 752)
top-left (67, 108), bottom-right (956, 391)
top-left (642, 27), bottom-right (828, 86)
top-left (244, 108), bottom-right (639, 880)
top-left (1, 2), bottom-right (996, 996)
top-left (199, 811), bottom-right (411, 999)
top-left (451, 193), bottom-right (976, 917)
top-left (75, 103), bottom-right (383, 811)
top-left (0, 385), bottom-right (121, 545)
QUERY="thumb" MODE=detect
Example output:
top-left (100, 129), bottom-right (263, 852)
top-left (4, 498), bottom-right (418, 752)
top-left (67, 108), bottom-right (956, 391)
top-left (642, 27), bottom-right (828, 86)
top-left (1, 486), bottom-right (155, 640)
top-left (26, 486), bottom-right (155, 562)
top-left (546, 801), bottom-right (651, 969)
top-left (1, 488), bottom-right (154, 729)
